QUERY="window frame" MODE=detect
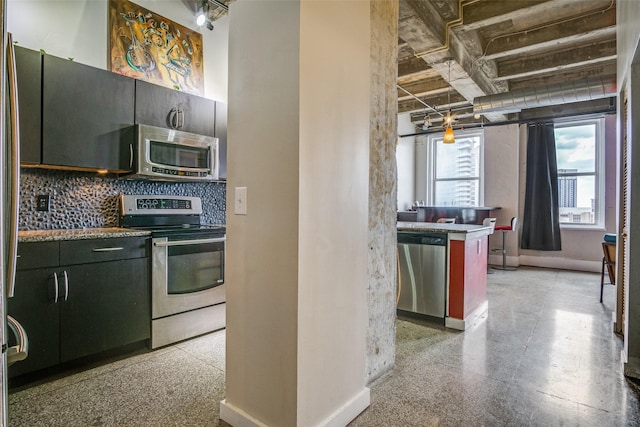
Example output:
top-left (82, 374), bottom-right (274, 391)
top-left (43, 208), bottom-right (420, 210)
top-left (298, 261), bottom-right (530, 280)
top-left (426, 129), bottom-right (485, 207)
top-left (553, 117), bottom-right (605, 230)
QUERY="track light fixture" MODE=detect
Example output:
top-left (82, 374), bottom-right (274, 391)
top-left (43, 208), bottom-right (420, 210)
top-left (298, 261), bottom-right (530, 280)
top-left (196, 1), bottom-right (209, 27)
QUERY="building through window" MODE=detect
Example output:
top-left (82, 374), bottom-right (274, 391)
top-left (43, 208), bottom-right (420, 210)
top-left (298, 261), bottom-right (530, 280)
top-left (427, 131), bottom-right (483, 207)
top-left (554, 118), bottom-right (604, 227)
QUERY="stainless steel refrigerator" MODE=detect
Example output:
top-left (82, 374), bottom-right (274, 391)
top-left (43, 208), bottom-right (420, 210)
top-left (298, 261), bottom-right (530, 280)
top-left (1, 1), bottom-right (29, 423)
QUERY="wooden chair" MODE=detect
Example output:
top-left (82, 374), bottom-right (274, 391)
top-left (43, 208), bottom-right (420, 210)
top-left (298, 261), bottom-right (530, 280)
top-left (600, 241), bottom-right (616, 303)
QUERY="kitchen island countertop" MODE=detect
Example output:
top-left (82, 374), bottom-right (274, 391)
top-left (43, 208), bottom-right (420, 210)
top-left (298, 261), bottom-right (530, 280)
top-left (397, 221), bottom-right (492, 239)
top-left (18, 227), bottom-right (152, 242)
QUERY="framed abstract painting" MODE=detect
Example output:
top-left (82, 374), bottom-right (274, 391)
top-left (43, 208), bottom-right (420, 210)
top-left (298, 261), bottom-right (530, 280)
top-left (108, 0), bottom-right (205, 96)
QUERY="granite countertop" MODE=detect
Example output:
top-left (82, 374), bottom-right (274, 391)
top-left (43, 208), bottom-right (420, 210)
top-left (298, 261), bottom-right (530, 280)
top-left (18, 227), bottom-right (152, 243)
top-left (397, 221), bottom-right (491, 234)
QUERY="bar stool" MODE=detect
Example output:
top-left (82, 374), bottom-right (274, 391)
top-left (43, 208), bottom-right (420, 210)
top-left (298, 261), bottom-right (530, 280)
top-left (483, 218), bottom-right (497, 274)
top-left (492, 217), bottom-right (518, 271)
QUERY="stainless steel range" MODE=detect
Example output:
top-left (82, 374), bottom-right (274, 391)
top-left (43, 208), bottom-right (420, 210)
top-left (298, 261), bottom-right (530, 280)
top-left (120, 195), bottom-right (226, 349)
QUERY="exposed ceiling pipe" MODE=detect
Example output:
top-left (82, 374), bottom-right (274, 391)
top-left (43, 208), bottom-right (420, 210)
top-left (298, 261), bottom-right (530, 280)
top-left (473, 75), bottom-right (617, 114)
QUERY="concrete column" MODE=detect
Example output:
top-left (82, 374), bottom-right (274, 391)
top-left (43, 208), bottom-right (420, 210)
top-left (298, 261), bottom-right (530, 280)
top-left (367, 0), bottom-right (399, 383)
top-left (221, 1), bottom-right (373, 425)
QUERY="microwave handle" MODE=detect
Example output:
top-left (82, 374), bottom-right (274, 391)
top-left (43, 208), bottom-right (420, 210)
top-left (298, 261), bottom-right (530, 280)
top-left (177, 107), bottom-right (184, 129)
top-left (169, 107), bottom-right (178, 129)
top-left (129, 143), bottom-right (134, 169)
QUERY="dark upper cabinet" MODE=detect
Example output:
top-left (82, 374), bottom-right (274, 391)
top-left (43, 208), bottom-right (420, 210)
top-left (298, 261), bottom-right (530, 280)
top-left (41, 54), bottom-right (135, 171)
top-left (14, 46), bottom-right (42, 165)
top-left (135, 80), bottom-right (215, 136)
top-left (214, 101), bottom-right (227, 180)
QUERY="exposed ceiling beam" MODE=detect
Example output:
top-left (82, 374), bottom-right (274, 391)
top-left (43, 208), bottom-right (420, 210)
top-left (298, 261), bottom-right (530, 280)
top-left (508, 62), bottom-right (616, 90)
top-left (459, 0), bottom-right (612, 32)
top-left (481, 7), bottom-right (616, 61)
top-left (494, 39), bottom-right (617, 81)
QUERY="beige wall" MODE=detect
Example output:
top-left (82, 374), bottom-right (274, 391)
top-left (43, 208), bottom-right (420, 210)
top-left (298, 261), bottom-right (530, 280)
top-left (298, 0), bottom-right (370, 424)
top-left (224, 2), bottom-right (300, 424)
top-left (483, 124), bottom-right (520, 263)
top-left (224, 1), bottom-right (371, 425)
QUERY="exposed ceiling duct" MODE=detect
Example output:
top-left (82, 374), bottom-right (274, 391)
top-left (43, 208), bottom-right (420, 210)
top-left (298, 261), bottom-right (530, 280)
top-left (472, 75), bottom-right (617, 115)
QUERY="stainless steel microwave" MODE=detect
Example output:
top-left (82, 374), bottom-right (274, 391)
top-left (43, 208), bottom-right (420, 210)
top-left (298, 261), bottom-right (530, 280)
top-left (125, 124), bottom-right (219, 181)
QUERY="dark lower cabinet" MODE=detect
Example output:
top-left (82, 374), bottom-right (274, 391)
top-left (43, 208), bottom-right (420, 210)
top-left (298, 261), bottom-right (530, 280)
top-left (60, 258), bottom-right (149, 362)
top-left (8, 237), bottom-right (150, 379)
top-left (8, 268), bottom-right (60, 377)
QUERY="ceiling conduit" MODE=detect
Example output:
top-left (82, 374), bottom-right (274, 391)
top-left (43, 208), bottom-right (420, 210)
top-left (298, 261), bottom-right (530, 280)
top-left (472, 75), bottom-right (617, 114)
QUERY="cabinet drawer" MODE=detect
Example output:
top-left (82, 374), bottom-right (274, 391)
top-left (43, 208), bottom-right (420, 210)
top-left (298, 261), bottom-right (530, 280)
top-left (60, 237), bottom-right (148, 265)
top-left (17, 241), bottom-right (59, 270)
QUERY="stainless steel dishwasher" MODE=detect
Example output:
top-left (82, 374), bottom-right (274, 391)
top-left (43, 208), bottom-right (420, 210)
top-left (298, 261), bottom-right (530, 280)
top-left (397, 232), bottom-right (447, 320)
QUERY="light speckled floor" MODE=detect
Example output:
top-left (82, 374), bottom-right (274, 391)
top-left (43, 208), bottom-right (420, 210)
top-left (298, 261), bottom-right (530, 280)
top-left (8, 267), bottom-right (640, 426)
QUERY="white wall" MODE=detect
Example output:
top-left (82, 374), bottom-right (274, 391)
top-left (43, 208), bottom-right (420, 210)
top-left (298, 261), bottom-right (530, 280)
top-left (7, 0), bottom-right (228, 102)
top-left (483, 124), bottom-right (520, 263)
top-left (223, 1), bottom-right (370, 426)
top-left (397, 112), bottom-right (415, 211)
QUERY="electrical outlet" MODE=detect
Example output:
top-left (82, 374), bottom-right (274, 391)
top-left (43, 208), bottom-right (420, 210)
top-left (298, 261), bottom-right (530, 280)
top-left (234, 187), bottom-right (247, 215)
top-left (36, 195), bottom-right (50, 212)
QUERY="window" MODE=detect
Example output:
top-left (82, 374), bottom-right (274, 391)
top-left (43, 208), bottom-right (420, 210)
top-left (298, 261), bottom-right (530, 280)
top-left (426, 131), bottom-right (483, 206)
top-left (554, 118), bottom-right (605, 227)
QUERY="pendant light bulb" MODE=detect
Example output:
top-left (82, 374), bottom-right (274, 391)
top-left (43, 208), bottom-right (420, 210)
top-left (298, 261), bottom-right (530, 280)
top-left (443, 125), bottom-right (455, 144)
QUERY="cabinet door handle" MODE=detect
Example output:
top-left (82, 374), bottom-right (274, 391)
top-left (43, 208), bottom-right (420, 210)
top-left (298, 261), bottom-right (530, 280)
top-left (53, 272), bottom-right (59, 303)
top-left (6, 315), bottom-right (29, 366)
top-left (92, 247), bottom-right (124, 252)
top-left (169, 107), bottom-right (179, 129)
top-left (63, 271), bottom-right (69, 301)
top-left (177, 108), bottom-right (184, 129)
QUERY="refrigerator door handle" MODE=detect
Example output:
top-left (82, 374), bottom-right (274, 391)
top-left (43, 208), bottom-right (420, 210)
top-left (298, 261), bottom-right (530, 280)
top-left (6, 315), bottom-right (28, 366)
top-left (6, 32), bottom-right (20, 298)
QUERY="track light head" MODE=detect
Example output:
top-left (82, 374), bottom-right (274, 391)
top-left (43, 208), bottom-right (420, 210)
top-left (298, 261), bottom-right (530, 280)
top-left (196, 2), bottom-right (209, 27)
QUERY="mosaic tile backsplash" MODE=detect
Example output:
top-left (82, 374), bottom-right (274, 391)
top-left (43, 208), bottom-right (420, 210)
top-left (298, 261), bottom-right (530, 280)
top-left (19, 168), bottom-right (226, 230)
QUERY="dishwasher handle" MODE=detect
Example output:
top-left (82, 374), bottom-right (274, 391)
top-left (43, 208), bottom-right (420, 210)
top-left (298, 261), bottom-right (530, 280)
top-left (398, 232), bottom-right (447, 246)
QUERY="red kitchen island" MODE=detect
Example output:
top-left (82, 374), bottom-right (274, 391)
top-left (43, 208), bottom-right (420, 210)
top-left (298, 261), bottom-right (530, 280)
top-left (397, 221), bottom-right (492, 330)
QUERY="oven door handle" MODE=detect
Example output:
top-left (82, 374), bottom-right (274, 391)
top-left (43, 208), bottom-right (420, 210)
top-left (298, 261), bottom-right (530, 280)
top-left (92, 247), bottom-right (124, 252)
top-left (153, 237), bottom-right (226, 247)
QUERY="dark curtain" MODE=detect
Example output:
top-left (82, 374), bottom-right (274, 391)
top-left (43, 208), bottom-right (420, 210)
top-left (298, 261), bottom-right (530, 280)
top-left (521, 123), bottom-right (562, 251)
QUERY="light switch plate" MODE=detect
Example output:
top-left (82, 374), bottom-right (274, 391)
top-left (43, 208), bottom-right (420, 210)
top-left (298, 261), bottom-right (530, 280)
top-left (234, 187), bottom-right (247, 215)
top-left (36, 195), bottom-right (50, 212)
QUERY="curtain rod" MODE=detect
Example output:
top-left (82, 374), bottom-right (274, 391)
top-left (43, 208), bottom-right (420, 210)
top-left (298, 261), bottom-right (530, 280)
top-left (399, 108), bottom-right (616, 138)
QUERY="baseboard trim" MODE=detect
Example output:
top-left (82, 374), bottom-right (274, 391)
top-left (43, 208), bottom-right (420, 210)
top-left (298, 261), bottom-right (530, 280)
top-left (318, 387), bottom-right (371, 427)
top-left (220, 400), bottom-right (268, 427)
top-left (445, 300), bottom-right (488, 331)
top-left (518, 255), bottom-right (601, 273)
top-left (220, 387), bottom-right (371, 427)
top-left (623, 354), bottom-right (640, 380)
